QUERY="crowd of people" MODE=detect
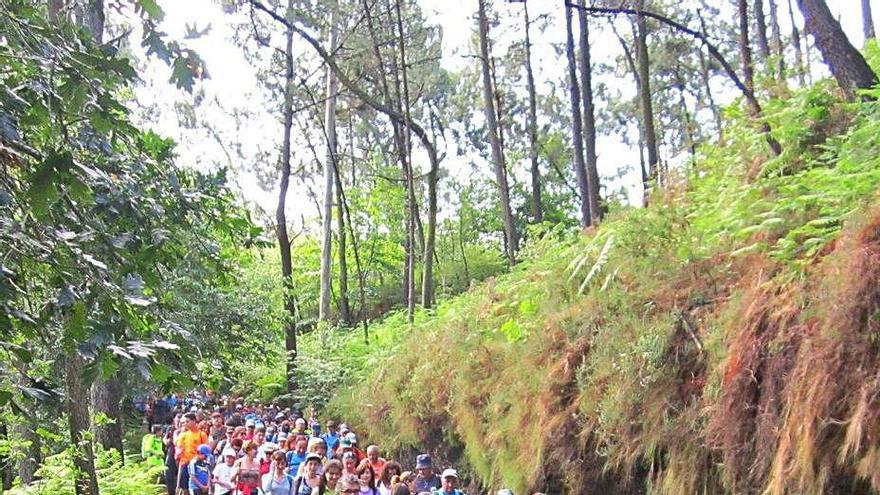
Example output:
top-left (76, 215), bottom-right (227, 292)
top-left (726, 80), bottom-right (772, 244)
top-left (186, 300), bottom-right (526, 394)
top-left (140, 394), bottom-right (469, 495)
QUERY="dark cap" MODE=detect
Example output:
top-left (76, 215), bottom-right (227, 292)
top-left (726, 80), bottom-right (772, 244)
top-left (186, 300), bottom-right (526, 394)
top-left (416, 454), bottom-right (432, 469)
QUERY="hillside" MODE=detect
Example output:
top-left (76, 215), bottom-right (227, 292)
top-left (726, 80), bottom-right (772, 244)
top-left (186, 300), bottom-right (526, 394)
top-left (325, 79), bottom-right (880, 495)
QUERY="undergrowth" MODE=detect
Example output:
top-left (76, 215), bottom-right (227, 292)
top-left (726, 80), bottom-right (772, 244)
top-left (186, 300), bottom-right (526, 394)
top-left (323, 69), bottom-right (880, 495)
top-left (4, 449), bottom-right (163, 495)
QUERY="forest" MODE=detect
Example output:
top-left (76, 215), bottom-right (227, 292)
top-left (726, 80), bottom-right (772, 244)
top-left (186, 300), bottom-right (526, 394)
top-left (2, 0), bottom-right (880, 494)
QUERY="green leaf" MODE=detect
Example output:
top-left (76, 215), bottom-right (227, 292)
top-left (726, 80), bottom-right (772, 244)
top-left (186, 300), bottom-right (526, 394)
top-left (136, 0), bottom-right (165, 21)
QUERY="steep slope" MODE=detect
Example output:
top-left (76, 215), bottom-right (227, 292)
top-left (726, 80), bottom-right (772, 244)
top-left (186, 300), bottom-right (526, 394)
top-left (327, 80), bottom-right (880, 495)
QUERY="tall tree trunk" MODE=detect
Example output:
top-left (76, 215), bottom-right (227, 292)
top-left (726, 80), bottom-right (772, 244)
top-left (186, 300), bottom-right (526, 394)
top-left (333, 154), bottom-right (370, 342)
top-left (768, 0), bottom-right (786, 80)
top-left (564, 0), bottom-right (591, 227)
top-left (634, 0), bottom-right (660, 188)
top-left (611, 23), bottom-right (649, 200)
top-left (739, 0), bottom-right (757, 96)
top-left (279, 0), bottom-right (298, 401)
top-left (577, 0), bottom-right (601, 224)
top-left (14, 421), bottom-right (41, 486)
top-left (335, 177), bottom-right (351, 325)
top-left (421, 146), bottom-right (437, 309)
top-left (788, 0), bottom-right (807, 85)
top-left (0, 423), bottom-right (14, 490)
top-left (863, 0), bottom-right (877, 42)
top-left (478, 0), bottom-right (518, 264)
top-left (392, 0), bottom-right (418, 321)
top-left (48, 0), bottom-right (65, 23)
top-left (522, 0), bottom-right (543, 224)
top-left (798, 0), bottom-right (878, 99)
top-left (90, 375), bottom-right (124, 461)
top-left (319, 7), bottom-right (339, 323)
top-left (66, 353), bottom-right (99, 495)
top-left (754, 0), bottom-right (771, 64)
top-left (76, 0), bottom-right (104, 43)
top-left (697, 41), bottom-right (723, 136)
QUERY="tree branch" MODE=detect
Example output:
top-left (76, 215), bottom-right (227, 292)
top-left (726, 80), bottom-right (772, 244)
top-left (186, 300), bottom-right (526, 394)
top-left (247, 0), bottom-right (440, 169)
top-left (567, 2), bottom-right (781, 156)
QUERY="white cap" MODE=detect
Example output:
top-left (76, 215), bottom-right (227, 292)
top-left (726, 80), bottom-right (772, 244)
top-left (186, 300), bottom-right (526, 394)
top-left (441, 468), bottom-right (458, 479)
top-left (222, 448), bottom-right (237, 458)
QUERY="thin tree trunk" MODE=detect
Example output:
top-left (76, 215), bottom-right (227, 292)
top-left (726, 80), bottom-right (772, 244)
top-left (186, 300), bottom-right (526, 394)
top-left (739, 0), bottom-right (757, 96)
top-left (695, 15), bottom-right (723, 136)
top-left (66, 353), bottom-right (99, 495)
top-left (768, 0), bottom-right (786, 80)
top-left (635, 0), bottom-right (660, 187)
top-left (319, 7), bottom-right (339, 323)
top-left (91, 375), bottom-right (124, 461)
top-left (279, 0), bottom-right (298, 401)
top-left (610, 23), bottom-right (649, 200)
top-left (863, 0), bottom-right (876, 42)
top-left (754, 0), bottom-right (771, 63)
top-left (577, 0), bottom-right (601, 224)
top-left (458, 208), bottom-right (470, 283)
top-left (0, 423), bottom-right (14, 490)
top-left (14, 421), bottom-right (41, 486)
top-left (798, 0), bottom-right (878, 99)
top-left (788, 0), bottom-right (807, 85)
top-left (522, 0), bottom-right (543, 224)
top-left (565, 0), bottom-right (591, 227)
top-left (392, 0), bottom-right (418, 321)
top-left (335, 176), bottom-right (351, 325)
top-left (478, 0), bottom-right (518, 264)
top-left (674, 65), bottom-right (698, 158)
top-left (421, 149), bottom-right (437, 309)
top-left (77, 0), bottom-right (104, 43)
top-left (48, 0), bottom-right (64, 23)
top-left (333, 156), bottom-right (369, 342)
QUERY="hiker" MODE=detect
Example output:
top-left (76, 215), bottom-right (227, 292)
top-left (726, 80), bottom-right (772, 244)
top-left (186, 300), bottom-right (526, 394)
top-left (262, 451), bottom-right (295, 495)
top-left (322, 420), bottom-right (341, 455)
top-left (356, 462), bottom-right (379, 495)
top-left (322, 459), bottom-right (344, 493)
top-left (212, 448), bottom-right (237, 495)
top-left (365, 445), bottom-right (386, 479)
top-left (412, 455), bottom-right (440, 493)
top-left (163, 426), bottom-right (178, 495)
top-left (436, 469), bottom-right (464, 495)
top-left (291, 452), bottom-right (323, 494)
top-left (287, 437), bottom-right (309, 475)
top-left (209, 412), bottom-right (226, 447)
top-left (230, 441), bottom-right (261, 495)
top-left (187, 444), bottom-right (212, 495)
top-left (214, 425), bottom-right (235, 456)
top-left (342, 451), bottom-right (359, 476)
top-left (338, 474), bottom-right (362, 495)
top-left (141, 424), bottom-right (165, 468)
top-left (176, 413), bottom-right (209, 495)
top-left (377, 460), bottom-right (402, 495)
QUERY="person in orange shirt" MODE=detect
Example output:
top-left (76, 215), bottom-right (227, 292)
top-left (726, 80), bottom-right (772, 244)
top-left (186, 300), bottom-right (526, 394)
top-left (366, 445), bottom-right (386, 480)
top-left (176, 412), bottom-right (208, 494)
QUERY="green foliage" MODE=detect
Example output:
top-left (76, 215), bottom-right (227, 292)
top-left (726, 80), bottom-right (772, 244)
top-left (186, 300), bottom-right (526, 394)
top-left (324, 76), bottom-right (880, 494)
top-left (4, 449), bottom-right (163, 495)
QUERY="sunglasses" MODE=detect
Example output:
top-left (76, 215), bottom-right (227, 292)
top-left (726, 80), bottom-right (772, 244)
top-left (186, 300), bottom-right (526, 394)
top-left (343, 490), bottom-right (360, 494)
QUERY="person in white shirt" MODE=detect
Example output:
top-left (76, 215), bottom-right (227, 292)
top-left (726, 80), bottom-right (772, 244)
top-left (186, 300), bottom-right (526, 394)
top-left (212, 449), bottom-right (237, 495)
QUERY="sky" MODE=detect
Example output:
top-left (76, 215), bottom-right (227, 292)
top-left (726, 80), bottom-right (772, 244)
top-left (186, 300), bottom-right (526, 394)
top-left (126, 0), bottom-right (874, 229)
